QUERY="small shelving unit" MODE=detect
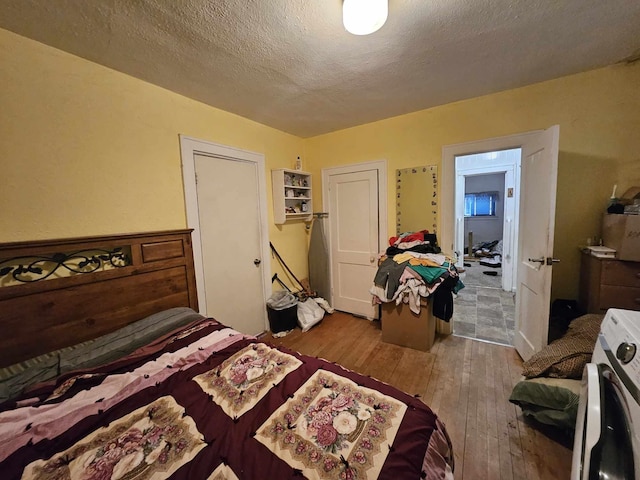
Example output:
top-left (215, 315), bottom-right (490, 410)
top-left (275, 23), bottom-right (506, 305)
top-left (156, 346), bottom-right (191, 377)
top-left (272, 168), bottom-right (312, 224)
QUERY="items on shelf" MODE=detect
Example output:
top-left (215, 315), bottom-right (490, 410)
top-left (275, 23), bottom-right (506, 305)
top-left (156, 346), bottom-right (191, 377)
top-left (272, 169), bottom-right (312, 224)
top-left (602, 186), bottom-right (640, 262)
top-left (607, 184), bottom-right (624, 214)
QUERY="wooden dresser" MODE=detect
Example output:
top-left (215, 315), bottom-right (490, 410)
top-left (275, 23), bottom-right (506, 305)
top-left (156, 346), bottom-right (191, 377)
top-left (579, 251), bottom-right (640, 313)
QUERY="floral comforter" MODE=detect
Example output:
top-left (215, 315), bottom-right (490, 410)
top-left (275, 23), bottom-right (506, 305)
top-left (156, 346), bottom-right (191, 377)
top-left (0, 317), bottom-right (453, 479)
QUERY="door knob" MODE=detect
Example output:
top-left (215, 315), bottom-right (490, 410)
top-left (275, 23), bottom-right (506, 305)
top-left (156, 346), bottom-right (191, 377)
top-left (528, 257), bottom-right (560, 265)
top-left (253, 259), bottom-right (261, 266)
top-left (370, 256), bottom-right (375, 263)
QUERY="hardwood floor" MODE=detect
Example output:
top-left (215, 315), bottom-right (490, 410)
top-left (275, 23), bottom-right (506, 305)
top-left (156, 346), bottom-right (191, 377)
top-left (265, 311), bottom-right (573, 480)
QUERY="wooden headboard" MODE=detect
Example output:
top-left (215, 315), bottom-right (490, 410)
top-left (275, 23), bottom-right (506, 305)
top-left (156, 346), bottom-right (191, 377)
top-left (0, 230), bottom-right (198, 368)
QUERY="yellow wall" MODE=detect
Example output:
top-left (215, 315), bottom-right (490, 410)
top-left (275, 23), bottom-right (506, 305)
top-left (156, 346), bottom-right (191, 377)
top-left (305, 62), bottom-right (640, 301)
top-left (0, 28), bottom-right (308, 288)
top-left (3, 26), bottom-right (639, 302)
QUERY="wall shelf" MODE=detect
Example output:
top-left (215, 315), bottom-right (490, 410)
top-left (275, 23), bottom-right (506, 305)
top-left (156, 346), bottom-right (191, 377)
top-left (272, 169), bottom-right (312, 224)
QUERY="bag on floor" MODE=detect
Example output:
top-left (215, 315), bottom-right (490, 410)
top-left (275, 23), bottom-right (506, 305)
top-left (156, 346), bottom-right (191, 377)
top-left (267, 290), bottom-right (298, 310)
top-left (297, 298), bottom-right (324, 332)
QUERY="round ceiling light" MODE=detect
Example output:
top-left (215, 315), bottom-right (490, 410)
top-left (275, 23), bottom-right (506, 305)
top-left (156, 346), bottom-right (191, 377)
top-left (343, 0), bottom-right (388, 36)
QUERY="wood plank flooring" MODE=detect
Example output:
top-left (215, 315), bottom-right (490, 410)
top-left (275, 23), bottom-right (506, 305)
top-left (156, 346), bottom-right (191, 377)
top-left (265, 311), bottom-right (573, 480)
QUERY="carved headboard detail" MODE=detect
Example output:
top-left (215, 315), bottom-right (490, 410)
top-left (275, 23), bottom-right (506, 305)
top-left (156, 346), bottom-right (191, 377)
top-left (0, 230), bottom-right (198, 368)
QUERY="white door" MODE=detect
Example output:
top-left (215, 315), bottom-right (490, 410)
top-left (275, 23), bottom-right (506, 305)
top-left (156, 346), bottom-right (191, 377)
top-left (180, 136), bottom-right (271, 337)
top-left (327, 169), bottom-right (380, 318)
top-left (514, 125), bottom-right (560, 360)
top-left (193, 154), bottom-right (267, 335)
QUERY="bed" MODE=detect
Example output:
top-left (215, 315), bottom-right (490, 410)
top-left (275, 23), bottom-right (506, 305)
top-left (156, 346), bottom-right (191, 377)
top-left (0, 230), bottom-right (454, 479)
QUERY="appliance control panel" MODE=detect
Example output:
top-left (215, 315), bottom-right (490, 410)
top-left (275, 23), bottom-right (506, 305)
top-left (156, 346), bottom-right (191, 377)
top-left (616, 342), bottom-right (637, 364)
top-left (601, 309), bottom-right (640, 389)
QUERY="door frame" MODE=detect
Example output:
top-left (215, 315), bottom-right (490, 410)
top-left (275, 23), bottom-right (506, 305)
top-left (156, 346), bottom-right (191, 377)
top-left (179, 135), bottom-right (271, 323)
top-left (441, 131), bottom-right (541, 258)
top-left (321, 160), bottom-right (388, 309)
top-left (455, 152), bottom-right (519, 292)
top-left (441, 129), bottom-right (551, 345)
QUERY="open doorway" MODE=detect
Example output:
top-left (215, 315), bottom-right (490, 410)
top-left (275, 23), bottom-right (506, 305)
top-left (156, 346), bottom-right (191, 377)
top-left (441, 127), bottom-right (559, 359)
top-left (452, 148), bottom-right (521, 345)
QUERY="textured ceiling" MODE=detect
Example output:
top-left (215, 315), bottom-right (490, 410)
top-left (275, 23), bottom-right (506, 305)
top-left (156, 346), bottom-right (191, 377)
top-left (1, 0), bottom-right (639, 138)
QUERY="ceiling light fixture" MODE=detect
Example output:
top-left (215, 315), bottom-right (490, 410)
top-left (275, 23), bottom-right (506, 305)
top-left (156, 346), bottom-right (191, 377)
top-left (343, 0), bottom-right (388, 36)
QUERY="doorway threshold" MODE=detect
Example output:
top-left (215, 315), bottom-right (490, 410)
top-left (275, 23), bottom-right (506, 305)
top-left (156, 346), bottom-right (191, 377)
top-left (452, 333), bottom-right (513, 348)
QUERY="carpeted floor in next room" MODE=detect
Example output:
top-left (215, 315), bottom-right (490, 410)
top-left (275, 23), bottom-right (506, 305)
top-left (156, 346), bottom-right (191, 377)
top-left (452, 261), bottom-right (516, 345)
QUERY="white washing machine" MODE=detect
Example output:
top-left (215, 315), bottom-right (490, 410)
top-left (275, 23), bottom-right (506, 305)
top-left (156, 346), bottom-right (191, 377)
top-left (572, 308), bottom-right (640, 479)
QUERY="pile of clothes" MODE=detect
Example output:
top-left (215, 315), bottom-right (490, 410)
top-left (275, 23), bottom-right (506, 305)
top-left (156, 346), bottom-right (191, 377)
top-left (472, 239), bottom-right (503, 268)
top-left (370, 230), bottom-right (464, 321)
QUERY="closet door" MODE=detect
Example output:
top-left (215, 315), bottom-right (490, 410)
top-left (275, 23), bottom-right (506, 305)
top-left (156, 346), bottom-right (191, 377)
top-left (193, 154), bottom-right (267, 335)
top-left (328, 169), bottom-right (379, 318)
top-left (181, 136), bottom-right (271, 335)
